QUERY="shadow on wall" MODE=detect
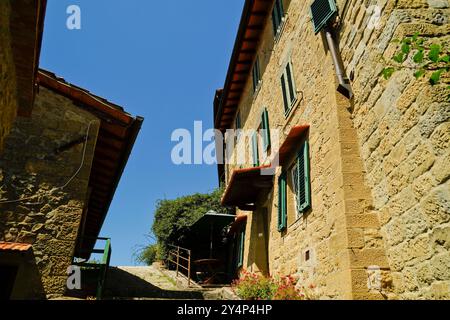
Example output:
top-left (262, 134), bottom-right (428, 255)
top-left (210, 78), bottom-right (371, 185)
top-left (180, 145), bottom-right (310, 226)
top-left (103, 267), bottom-right (204, 300)
top-left (0, 250), bottom-right (46, 300)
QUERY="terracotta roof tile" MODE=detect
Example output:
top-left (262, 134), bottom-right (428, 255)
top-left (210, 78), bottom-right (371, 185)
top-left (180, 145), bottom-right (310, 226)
top-left (0, 242), bottom-right (32, 252)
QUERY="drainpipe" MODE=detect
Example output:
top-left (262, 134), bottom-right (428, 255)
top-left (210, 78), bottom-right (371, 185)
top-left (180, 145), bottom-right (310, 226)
top-left (324, 26), bottom-right (353, 99)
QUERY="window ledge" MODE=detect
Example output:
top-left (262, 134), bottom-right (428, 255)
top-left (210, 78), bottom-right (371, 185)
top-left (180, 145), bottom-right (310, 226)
top-left (283, 90), bottom-right (304, 126)
top-left (288, 215), bottom-right (305, 231)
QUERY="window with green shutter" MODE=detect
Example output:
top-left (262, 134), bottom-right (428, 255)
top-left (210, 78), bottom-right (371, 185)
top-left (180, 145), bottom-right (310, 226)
top-left (235, 111), bottom-right (241, 130)
top-left (252, 132), bottom-right (259, 167)
top-left (291, 141), bottom-right (311, 217)
top-left (252, 56), bottom-right (261, 93)
top-left (278, 171), bottom-right (287, 232)
top-left (280, 61), bottom-right (297, 116)
top-left (260, 108), bottom-right (271, 151)
top-left (235, 111), bottom-right (242, 142)
top-left (237, 230), bottom-right (245, 268)
top-left (272, 0), bottom-right (285, 37)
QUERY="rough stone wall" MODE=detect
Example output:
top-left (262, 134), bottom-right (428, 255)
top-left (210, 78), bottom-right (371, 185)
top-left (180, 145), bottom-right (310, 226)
top-left (225, 0), bottom-right (449, 299)
top-left (0, 0), bottom-right (18, 153)
top-left (0, 87), bottom-right (99, 299)
top-left (339, 0), bottom-right (450, 299)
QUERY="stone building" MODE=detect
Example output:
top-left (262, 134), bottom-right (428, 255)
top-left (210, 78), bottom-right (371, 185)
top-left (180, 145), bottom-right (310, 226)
top-left (0, 0), bottom-right (47, 152)
top-left (215, 0), bottom-right (449, 299)
top-left (0, 70), bottom-right (143, 299)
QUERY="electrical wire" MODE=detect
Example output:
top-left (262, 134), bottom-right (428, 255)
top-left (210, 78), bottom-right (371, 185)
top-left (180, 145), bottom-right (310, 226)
top-left (0, 120), bottom-right (96, 205)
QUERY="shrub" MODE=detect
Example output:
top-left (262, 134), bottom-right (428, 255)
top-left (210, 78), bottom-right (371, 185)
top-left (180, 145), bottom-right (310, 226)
top-left (151, 187), bottom-right (234, 257)
top-left (272, 275), bottom-right (304, 300)
top-left (136, 243), bottom-right (163, 266)
top-left (232, 271), bottom-right (277, 300)
top-left (232, 271), bottom-right (314, 300)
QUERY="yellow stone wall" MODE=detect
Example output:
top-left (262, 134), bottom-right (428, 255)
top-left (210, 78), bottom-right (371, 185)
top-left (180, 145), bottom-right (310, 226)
top-left (0, 0), bottom-right (18, 153)
top-left (225, 0), bottom-right (449, 299)
top-left (339, 0), bottom-right (450, 299)
top-left (0, 87), bottom-right (100, 299)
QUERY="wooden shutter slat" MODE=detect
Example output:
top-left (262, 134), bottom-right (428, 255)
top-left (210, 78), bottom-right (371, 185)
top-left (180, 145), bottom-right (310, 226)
top-left (252, 132), bottom-right (259, 167)
top-left (278, 172), bottom-right (287, 231)
top-left (297, 141), bottom-right (311, 214)
top-left (286, 62), bottom-right (296, 104)
top-left (262, 108), bottom-right (271, 151)
top-left (281, 74), bottom-right (289, 114)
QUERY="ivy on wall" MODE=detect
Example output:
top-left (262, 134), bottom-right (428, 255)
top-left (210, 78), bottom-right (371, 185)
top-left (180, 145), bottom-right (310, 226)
top-left (381, 32), bottom-right (449, 86)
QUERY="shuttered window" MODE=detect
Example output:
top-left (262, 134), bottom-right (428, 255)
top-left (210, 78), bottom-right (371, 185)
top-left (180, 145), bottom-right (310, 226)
top-left (272, 0), bottom-right (285, 37)
top-left (260, 108), bottom-right (271, 151)
top-left (291, 141), bottom-right (311, 217)
top-left (237, 230), bottom-right (245, 268)
top-left (281, 61), bottom-right (297, 116)
top-left (235, 111), bottom-right (241, 142)
top-left (278, 171), bottom-right (287, 232)
top-left (252, 132), bottom-right (259, 167)
top-left (235, 111), bottom-right (241, 130)
top-left (252, 57), bottom-right (261, 93)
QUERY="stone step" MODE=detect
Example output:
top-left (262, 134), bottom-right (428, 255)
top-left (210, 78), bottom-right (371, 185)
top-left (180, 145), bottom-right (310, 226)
top-left (103, 266), bottom-right (205, 300)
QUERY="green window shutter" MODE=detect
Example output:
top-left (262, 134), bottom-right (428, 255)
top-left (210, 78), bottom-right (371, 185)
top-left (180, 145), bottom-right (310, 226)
top-left (297, 141), bottom-right (311, 214)
top-left (271, 7), bottom-right (279, 35)
top-left (235, 111), bottom-right (241, 129)
top-left (286, 62), bottom-right (297, 104)
top-left (272, 0), bottom-right (285, 36)
top-left (252, 57), bottom-right (261, 92)
top-left (278, 172), bottom-right (287, 231)
top-left (281, 62), bottom-right (297, 116)
top-left (261, 108), bottom-right (271, 151)
top-left (252, 132), bottom-right (259, 167)
top-left (281, 74), bottom-right (289, 114)
top-left (237, 230), bottom-right (245, 267)
top-left (310, 0), bottom-right (338, 34)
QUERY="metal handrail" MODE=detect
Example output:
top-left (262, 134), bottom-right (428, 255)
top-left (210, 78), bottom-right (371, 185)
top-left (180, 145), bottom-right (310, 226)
top-left (168, 244), bottom-right (191, 253)
top-left (167, 245), bottom-right (192, 286)
top-left (73, 237), bottom-right (112, 300)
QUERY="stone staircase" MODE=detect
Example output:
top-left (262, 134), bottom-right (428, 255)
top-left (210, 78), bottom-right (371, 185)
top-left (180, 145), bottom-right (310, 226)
top-left (62, 264), bottom-right (239, 300)
top-left (103, 266), bottom-right (205, 300)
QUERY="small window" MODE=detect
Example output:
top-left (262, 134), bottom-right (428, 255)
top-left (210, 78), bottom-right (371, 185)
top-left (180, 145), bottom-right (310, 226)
top-left (280, 61), bottom-right (297, 116)
top-left (272, 0), bottom-right (285, 37)
top-left (252, 56), bottom-right (261, 93)
top-left (291, 141), bottom-right (311, 217)
top-left (237, 230), bottom-right (245, 268)
top-left (278, 171), bottom-right (287, 232)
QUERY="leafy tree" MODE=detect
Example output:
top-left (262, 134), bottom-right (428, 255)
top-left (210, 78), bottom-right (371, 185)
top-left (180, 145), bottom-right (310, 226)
top-left (137, 187), bottom-right (233, 264)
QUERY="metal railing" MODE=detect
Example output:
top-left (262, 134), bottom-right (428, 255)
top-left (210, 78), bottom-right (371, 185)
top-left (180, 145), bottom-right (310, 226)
top-left (96, 237), bottom-right (111, 299)
top-left (73, 237), bottom-right (112, 300)
top-left (167, 244), bottom-right (192, 287)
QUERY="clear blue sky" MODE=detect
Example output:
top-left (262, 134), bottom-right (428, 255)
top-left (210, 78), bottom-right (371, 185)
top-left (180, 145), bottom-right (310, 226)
top-left (40, 0), bottom-right (244, 266)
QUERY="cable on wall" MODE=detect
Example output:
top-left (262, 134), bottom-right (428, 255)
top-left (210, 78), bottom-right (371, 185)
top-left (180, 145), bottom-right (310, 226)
top-left (0, 120), bottom-right (97, 206)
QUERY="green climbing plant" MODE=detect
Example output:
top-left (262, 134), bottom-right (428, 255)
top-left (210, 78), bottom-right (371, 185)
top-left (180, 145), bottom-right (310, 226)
top-left (381, 32), bottom-right (449, 86)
